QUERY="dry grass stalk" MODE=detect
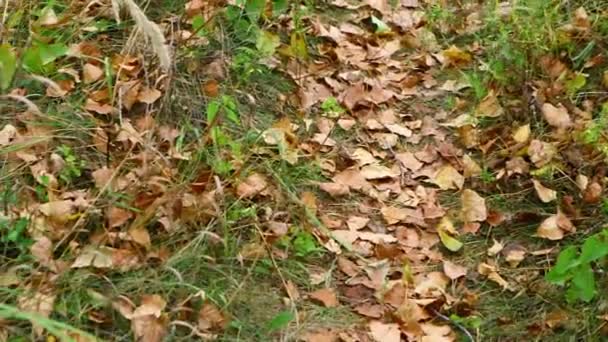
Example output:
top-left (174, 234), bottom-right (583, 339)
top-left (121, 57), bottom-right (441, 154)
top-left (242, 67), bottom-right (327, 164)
top-left (111, 0), bottom-right (172, 71)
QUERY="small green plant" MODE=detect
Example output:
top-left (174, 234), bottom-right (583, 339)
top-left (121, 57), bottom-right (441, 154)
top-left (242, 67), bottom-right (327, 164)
top-left (56, 145), bottom-right (86, 185)
top-left (480, 167), bottom-right (495, 184)
top-left (546, 229), bottom-right (608, 302)
top-left (0, 217), bottom-right (31, 252)
top-left (320, 97), bottom-right (345, 118)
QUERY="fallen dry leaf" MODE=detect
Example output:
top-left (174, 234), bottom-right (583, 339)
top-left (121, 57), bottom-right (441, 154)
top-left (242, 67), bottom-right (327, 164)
top-left (309, 288), bottom-right (339, 307)
top-left (542, 103), bottom-right (572, 129)
top-left (461, 189), bottom-right (487, 222)
top-left (443, 260), bottom-right (467, 280)
top-left (107, 206), bottom-right (133, 228)
top-left (237, 173), bottom-right (269, 198)
top-left (83, 63), bottom-right (103, 83)
top-left (319, 182), bottom-right (350, 197)
top-left (129, 295), bottom-right (168, 342)
top-left (198, 301), bottom-right (228, 331)
top-left (513, 124), bottom-right (531, 143)
top-left (537, 212), bottom-right (575, 240)
top-left (18, 289), bottom-right (56, 336)
top-left (369, 321), bottom-right (401, 342)
top-left (137, 87), bottom-right (162, 104)
top-left (487, 240), bottom-right (504, 256)
top-left (478, 263), bottom-right (510, 290)
top-left (432, 164), bottom-right (464, 190)
top-left (360, 164), bottom-right (399, 180)
top-left (503, 244), bottom-right (527, 267)
top-left (532, 179), bottom-right (557, 203)
top-left (347, 216), bottom-right (369, 230)
top-left (0, 124), bottom-right (17, 146)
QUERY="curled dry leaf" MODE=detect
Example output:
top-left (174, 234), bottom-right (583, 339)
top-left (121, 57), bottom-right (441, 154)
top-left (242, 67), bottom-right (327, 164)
top-left (432, 164), bottom-right (464, 190)
top-left (39, 200), bottom-right (77, 223)
top-left (475, 90), bottom-right (504, 117)
top-left (542, 103), bottom-right (572, 129)
top-left (477, 263), bottom-right (510, 290)
top-left (487, 240), bottom-right (504, 256)
top-left (309, 288), bottom-right (339, 307)
top-left (537, 212), bottom-right (575, 240)
top-left (0, 124), bottom-right (17, 146)
top-left (129, 295), bottom-right (168, 342)
top-left (198, 301), bottom-right (228, 331)
top-left (107, 206), bottom-right (133, 228)
top-left (503, 244), bottom-right (527, 267)
top-left (72, 246), bottom-right (114, 269)
top-left (83, 63), bottom-right (104, 83)
top-left (443, 260), bottom-right (467, 280)
top-left (532, 179), bottom-right (557, 203)
top-left (236, 173), bottom-right (269, 198)
top-left (461, 189), bottom-right (487, 222)
top-left (583, 182), bottom-right (602, 204)
top-left (462, 154), bottom-right (481, 178)
top-left (513, 124), bottom-right (531, 143)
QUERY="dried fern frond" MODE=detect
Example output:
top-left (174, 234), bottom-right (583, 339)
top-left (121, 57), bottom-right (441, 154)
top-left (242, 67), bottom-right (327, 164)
top-left (111, 0), bottom-right (172, 72)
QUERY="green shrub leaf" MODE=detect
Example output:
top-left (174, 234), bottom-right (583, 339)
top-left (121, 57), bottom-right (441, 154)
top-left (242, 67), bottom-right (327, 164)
top-left (0, 44), bottom-right (17, 90)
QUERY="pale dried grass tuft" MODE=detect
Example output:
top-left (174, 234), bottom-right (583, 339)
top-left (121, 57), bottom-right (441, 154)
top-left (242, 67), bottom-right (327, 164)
top-left (112, 0), bottom-right (172, 71)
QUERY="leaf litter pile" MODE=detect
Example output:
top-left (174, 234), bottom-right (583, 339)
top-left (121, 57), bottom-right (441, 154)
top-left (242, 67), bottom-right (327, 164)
top-left (3, 0), bottom-right (608, 341)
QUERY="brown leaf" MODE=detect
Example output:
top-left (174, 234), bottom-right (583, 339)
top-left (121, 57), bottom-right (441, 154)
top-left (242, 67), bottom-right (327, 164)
top-left (395, 152), bottom-right (423, 171)
top-left (198, 301), bottom-right (228, 331)
top-left (347, 216), bottom-right (369, 230)
top-left (354, 303), bottom-right (383, 318)
top-left (528, 140), bottom-right (557, 167)
top-left (319, 182), bottom-right (350, 197)
top-left (432, 164), bottom-right (464, 190)
top-left (309, 288), bottom-right (339, 307)
top-left (462, 154), bottom-right (481, 178)
top-left (443, 260), bottom-right (467, 280)
top-left (128, 226), bottom-right (152, 249)
top-left (477, 263), bottom-right (510, 290)
top-left (83, 63), bottom-right (103, 84)
top-left (461, 189), bottom-right (487, 222)
top-left (236, 173), bottom-right (269, 198)
top-left (201, 79), bottom-right (220, 97)
top-left (30, 237), bottom-right (54, 270)
top-left (302, 329), bottom-right (339, 342)
top-left (475, 90), bottom-right (503, 117)
top-left (583, 182), bottom-right (602, 203)
top-left (542, 103), bottom-right (572, 129)
top-left (71, 246), bottom-right (114, 269)
top-left (301, 191), bottom-right (318, 214)
top-left (39, 200), bottom-right (76, 223)
top-left (537, 212), bottom-right (574, 240)
top-left (360, 164), bottom-right (399, 180)
top-left (137, 87), bottom-right (162, 104)
top-left (130, 295), bottom-right (168, 342)
top-left (107, 206), bottom-right (133, 228)
top-left (369, 321), bottom-right (401, 342)
top-left (337, 256), bottom-right (360, 277)
top-left (18, 289), bottom-right (56, 336)
top-left (532, 179), bottom-right (557, 203)
top-left (84, 98), bottom-right (114, 115)
top-left (503, 244), bottom-right (527, 267)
